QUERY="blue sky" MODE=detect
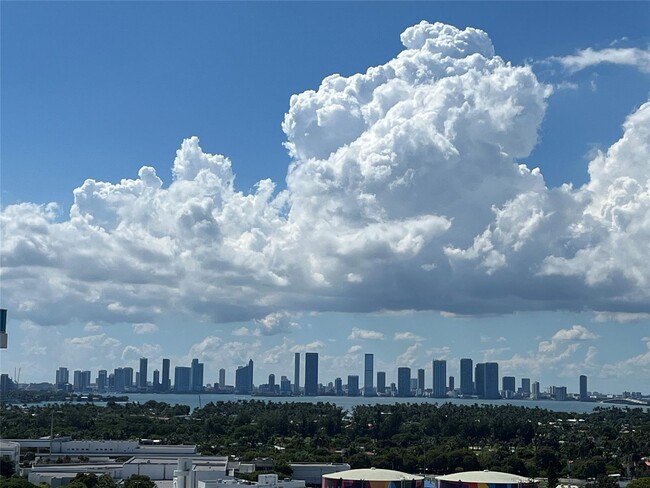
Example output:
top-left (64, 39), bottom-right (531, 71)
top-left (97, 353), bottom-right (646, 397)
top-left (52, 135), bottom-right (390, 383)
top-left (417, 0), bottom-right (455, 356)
top-left (1, 2), bottom-right (649, 393)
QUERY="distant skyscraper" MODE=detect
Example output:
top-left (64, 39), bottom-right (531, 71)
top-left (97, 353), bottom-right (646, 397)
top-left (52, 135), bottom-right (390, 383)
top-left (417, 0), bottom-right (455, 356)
top-left (474, 363), bottom-right (485, 397)
top-left (502, 376), bottom-right (516, 393)
top-left (191, 358), bottom-right (204, 392)
top-left (269, 374), bottom-right (276, 388)
top-left (113, 368), bottom-right (126, 391)
top-left (0, 374), bottom-right (13, 392)
top-left (555, 386), bottom-right (567, 401)
top-left (484, 362), bottom-right (500, 399)
top-left (304, 352), bottom-right (318, 396)
top-left (364, 354), bottom-right (374, 396)
top-left (417, 368), bottom-right (425, 395)
top-left (162, 359), bottom-right (171, 391)
top-left (97, 370), bottom-right (107, 392)
top-left (174, 366), bottom-right (191, 392)
top-left (153, 369), bottom-right (160, 390)
top-left (123, 367), bottom-right (134, 388)
top-left (139, 357), bottom-right (148, 389)
top-left (56, 367), bottom-right (69, 389)
top-left (448, 376), bottom-right (454, 392)
top-left (521, 378), bottom-right (531, 397)
top-left (294, 353), bottom-right (300, 395)
top-left (280, 376), bottom-right (291, 394)
top-left (219, 368), bottom-right (226, 389)
top-left (532, 381), bottom-right (540, 399)
top-left (73, 370), bottom-right (90, 391)
top-left (348, 375), bottom-right (360, 396)
top-left (579, 375), bottom-right (588, 401)
top-left (0, 309), bottom-right (7, 349)
top-left (460, 358), bottom-right (473, 395)
top-left (432, 360), bottom-right (447, 397)
top-left (377, 371), bottom-right (386, 394)
top-left (397, 367), bottom-right (411, 397)
top-left (235, 360), bottom-right (254, 394)
top-left (248, 359), bottom-right (254, 391)
top-left (334, 377), bottom-right (343, 395)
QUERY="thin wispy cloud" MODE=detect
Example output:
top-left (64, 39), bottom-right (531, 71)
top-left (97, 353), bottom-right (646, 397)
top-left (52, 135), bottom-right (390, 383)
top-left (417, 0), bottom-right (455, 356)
top-left (132, 323), bottom-right (159, 335)
top-left (552, 47), bottom-right (650, 73)
top-left (394, 331), bottom-right (424, 342)
top-left (349, 328), bottom-right (385, 341)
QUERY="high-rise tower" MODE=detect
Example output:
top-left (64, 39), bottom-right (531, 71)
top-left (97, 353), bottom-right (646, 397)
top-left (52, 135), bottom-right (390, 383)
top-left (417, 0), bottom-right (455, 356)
top-left (305, 353), bottom-right (318, 396)
top-left (162, 359), bottom-right (171, 391)
top-left (397, 367), bottom-right (411, 397)
top-left (139, 357), bottom-right (148, 389)
top-left (364, 353), bottom-right (374, 396)
top-left (460, 358), bottom-right (473, 395)
top-left (294, 352), bottom-right (300, 395)
top-left (484, 362), bottom-right (500, 399)
top-left (191, 358), bottom-right (204, 392)
top-left (432, 360), bottom-right (447, 397)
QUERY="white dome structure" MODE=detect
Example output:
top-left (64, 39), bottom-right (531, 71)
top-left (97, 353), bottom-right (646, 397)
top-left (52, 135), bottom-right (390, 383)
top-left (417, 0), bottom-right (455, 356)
top-left (436, 470), bottom-right (536, 488)
top-left (322, 468), bottom-right (424, 488)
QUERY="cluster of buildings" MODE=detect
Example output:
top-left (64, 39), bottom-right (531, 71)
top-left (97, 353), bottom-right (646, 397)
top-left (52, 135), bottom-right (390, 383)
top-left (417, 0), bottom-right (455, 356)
top-left (0, 436), bottom-right (541, 488)
top-left (44, 353), bottom-right (596, 402)
top-left (285, 354), bottom-right (592, 401)
top-left (53, 358), bottom-right (207, 394)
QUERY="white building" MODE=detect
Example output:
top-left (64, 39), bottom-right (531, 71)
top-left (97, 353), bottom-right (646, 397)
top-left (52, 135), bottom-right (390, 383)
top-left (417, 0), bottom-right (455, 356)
top-left (7, 438), bottom-right (197, 457)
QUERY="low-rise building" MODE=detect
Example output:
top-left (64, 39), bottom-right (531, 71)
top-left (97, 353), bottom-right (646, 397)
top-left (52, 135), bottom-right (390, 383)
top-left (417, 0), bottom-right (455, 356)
top-left (289, 464), bottom-right (351, 486)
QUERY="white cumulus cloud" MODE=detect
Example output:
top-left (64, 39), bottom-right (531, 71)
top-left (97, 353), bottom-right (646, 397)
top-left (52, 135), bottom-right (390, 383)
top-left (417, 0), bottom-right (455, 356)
top-left (1, 21), bottom-right (648, 329)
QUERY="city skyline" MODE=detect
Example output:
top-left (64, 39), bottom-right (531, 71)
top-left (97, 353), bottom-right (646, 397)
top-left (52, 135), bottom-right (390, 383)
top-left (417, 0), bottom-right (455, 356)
top-left (1, 4), bottom-right (649, 394)
top-left (41, 351), bottom-right (640, 399)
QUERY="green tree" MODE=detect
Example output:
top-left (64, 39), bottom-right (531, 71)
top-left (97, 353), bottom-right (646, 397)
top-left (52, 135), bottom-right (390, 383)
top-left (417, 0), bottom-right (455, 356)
top-left (62, 473), bottom-right (99, 488)
top-left (592, 476), bottom-right (619, 488)
top-left (0, 476), bottom-right (41, 488)
top-left (546, 462), bottom-right (559, 488)
top-left (124, 475), bottom-right (155, 488)
top-left (96, 475), bottom-right (117, 488)
top-left (628, 479), bottom-right (650, 488)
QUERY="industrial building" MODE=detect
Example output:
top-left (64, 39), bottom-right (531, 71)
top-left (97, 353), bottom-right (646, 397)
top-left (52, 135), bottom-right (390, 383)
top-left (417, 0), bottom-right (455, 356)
top-left (5, 438), bottom-right (196, 458)
top-left (322, 468), bottom-right (423, 488)
top-left (290, 463), bottom-right (351, 485)
top-left (26, 456), bottom-right (306, 488)
top-left (436, 470), bottom-right (537, 488)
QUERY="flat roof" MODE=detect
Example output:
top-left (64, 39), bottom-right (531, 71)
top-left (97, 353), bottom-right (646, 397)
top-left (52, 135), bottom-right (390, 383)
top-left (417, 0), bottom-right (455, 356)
top-left (436, 471), bottom-right (534, 484)
top-left (323, 468), bottom-right (423, 481)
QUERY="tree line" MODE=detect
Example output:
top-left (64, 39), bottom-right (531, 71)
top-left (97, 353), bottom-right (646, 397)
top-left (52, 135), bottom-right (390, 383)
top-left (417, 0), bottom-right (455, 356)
top-left (1, 400), bottom-right (649, 480)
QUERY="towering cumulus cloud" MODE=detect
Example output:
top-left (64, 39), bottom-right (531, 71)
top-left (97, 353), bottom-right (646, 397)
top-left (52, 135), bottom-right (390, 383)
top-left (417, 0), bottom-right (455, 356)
top-left (1, 22), bottom-right (648, 327)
